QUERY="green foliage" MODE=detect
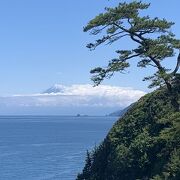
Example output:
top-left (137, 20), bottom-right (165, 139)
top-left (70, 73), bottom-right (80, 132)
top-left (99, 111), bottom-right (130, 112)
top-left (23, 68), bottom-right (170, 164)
top-left (77, 151), bottom-right (92, 179)
top-left (84, 1), bottom-right (180, 89)
top-left (78, 2), bottom-right (180, 179)
top-left (77, 85), bottom-right (180, 180)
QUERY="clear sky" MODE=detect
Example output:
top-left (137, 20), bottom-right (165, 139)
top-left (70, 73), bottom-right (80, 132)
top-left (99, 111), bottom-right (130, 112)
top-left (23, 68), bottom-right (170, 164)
top-left (0, 0), bottom-right (179, 96)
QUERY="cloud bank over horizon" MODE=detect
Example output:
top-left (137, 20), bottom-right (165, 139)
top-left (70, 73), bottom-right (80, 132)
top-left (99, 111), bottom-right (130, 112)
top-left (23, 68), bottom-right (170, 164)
top-left (0, 84), bottom-right (146, 115)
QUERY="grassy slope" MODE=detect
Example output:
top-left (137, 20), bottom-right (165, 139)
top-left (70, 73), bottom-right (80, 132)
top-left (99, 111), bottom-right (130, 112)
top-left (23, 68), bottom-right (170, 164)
top-left (77, 85), bottom-right (180, 180)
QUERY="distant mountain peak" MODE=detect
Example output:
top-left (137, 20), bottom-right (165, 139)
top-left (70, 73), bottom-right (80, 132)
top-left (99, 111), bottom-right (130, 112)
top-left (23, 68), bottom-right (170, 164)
top-left (43, 84), bottom-right (65, 94)
top-left (108, 103), bottom-right (134, 117)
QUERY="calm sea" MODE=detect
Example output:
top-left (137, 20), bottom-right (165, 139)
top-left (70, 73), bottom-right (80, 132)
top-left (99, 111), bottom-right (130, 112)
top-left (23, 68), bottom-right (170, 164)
top-left (0, 116), bottom-right (117, 180)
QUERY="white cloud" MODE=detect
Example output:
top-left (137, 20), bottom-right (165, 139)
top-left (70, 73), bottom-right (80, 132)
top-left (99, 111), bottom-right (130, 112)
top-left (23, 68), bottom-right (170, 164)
top-left (8, 84), bottom-right (146, 108)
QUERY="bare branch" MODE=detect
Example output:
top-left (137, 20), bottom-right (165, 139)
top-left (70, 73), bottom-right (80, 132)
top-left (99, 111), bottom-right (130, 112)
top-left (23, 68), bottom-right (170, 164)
top-left (130, 35), bottom-right (143, 45)
top-left (138, 29), bottom-right (156, 36)
top-left (106, 34), bottom-right (129, 45)
top-left (124, 53), bottom-right (142, 61)
top-left (148, 63), bottom-right (158, 68)
top-left (108, 31), bottom-right (125, 38)
top-left (127, 18), bottom-right (133, 28)
top-left (90, 25), bottom-right (109, 35)
top-left (172, 51), bottom-right (180, 75)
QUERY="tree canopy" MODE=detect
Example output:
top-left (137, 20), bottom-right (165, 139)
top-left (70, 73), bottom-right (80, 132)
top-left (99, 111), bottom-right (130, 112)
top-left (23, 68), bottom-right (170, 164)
top-left (77, 2), bottom-right (180, 179)
top-left (77, 85), bottom-right (180, 180)
top-left (84, 1), bottom-right (180, 92)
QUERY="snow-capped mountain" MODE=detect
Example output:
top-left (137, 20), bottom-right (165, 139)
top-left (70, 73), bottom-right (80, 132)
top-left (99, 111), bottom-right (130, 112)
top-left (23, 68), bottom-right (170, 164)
top-left (43, 84), bottom-right (66, 94)
top-left (0, 84), bottom-right (145, 115)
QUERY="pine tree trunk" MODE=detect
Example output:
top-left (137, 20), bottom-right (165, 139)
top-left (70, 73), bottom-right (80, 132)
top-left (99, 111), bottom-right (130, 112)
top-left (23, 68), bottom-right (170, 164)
top-left (165, 80), bottom-right (180, 112)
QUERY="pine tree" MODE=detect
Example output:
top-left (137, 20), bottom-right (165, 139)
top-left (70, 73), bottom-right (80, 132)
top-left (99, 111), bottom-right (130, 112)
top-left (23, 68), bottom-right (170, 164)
top-left (84, 1), bottom-right (180, 110)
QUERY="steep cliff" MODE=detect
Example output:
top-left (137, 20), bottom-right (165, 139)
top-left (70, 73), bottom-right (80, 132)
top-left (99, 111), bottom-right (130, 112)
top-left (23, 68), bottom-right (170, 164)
top-left (77, 83), bottom-right (180, 180)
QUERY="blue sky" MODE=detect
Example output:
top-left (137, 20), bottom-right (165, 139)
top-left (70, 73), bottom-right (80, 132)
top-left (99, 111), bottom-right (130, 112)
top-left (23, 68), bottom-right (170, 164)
top-left (0, 0), bottom-right (179, 96)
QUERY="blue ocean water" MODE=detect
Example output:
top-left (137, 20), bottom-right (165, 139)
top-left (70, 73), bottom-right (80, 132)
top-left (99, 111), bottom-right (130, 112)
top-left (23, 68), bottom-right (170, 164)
top-left (0, 116), bottom-right (117, 180)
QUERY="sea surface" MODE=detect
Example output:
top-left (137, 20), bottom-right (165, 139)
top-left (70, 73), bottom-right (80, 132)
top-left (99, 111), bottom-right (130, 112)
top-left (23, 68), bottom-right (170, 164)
top-left (0, 116), bottom-right (117, 180)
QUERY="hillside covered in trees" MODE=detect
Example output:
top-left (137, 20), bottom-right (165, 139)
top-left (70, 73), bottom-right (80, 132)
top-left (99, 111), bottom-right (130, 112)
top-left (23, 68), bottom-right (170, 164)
top-left (77, 78), bottom-right (180, 180)
top-left (77, 1), bottom-right (180, 179)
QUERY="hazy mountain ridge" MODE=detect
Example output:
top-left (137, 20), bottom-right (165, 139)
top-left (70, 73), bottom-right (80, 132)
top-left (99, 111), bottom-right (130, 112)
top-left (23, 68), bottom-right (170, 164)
top-left (108, 103), bottom-right (134, 117)
top-left (0, 84), bottom-right (145, 115)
